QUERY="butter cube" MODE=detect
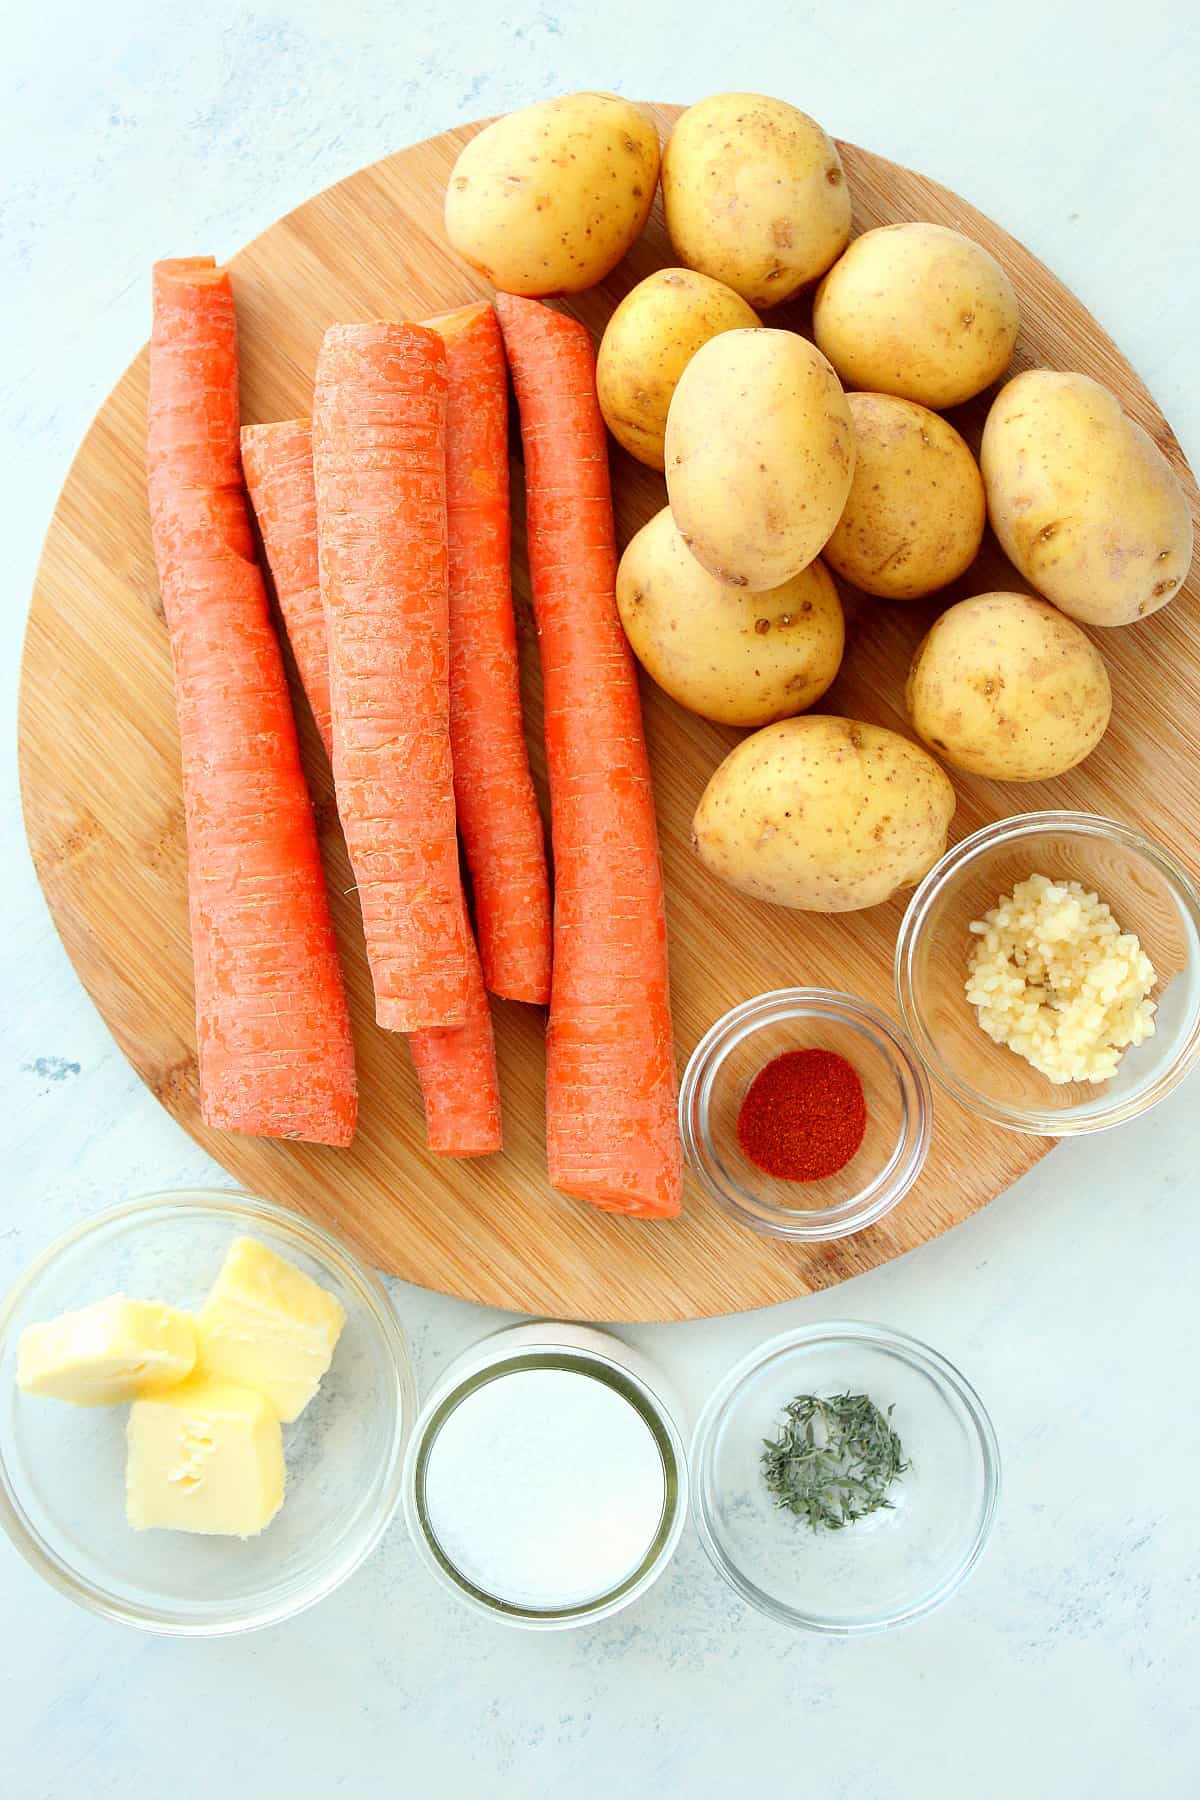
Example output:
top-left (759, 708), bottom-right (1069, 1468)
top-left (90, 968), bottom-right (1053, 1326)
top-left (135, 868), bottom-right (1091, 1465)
top-left (196, 1237), bottom-right (345, 1422)
top-left (17, 1296), bottom-right (197, 1406)
top-left (126, 1375), bottom-right (285, 1536)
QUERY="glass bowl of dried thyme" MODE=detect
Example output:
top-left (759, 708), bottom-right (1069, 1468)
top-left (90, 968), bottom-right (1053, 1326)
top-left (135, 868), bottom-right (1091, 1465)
top-left (690, 1320), bottom-right (1000, 1633)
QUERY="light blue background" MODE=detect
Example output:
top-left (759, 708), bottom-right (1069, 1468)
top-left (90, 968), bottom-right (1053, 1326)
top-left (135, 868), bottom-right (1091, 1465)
top-left (3, 3), bottom-right (1198, 1795)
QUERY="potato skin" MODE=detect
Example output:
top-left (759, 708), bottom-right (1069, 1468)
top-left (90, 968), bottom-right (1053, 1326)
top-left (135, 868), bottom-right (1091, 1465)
top-left (661, 93), bottom-right (851, 308)
top-left (823, 393), bottom-right (985, 599)
top-left (444, 94), bottom-right (659, 296)
top-left (980, 370), bottom-right (1194, 627)
top-left (692, 716), bottom-right (956, 913)
top-left (597, 269), bottom-right (760, 470)
top-left (664, 328), bottom-right (856, 592)
top-left (905, 591), bottom-right (1111, 781)
top-left (813, 223), bottom-right (1019, 408)
top-left (617, 508), bottom-right (844, 726)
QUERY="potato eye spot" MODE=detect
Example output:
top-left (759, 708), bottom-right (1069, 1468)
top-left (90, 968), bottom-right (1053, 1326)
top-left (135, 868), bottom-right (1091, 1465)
top-left (754, 618), bottom-right (771, 635)
top-left (826, 166), bottom-right (843, 185)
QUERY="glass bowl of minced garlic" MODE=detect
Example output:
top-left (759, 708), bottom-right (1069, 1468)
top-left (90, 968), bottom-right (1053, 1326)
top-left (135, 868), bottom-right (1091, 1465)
top-left (895, 812), bottom-right (1200, 1134)
top-left (0, 1190), bottom-right (415, 1634)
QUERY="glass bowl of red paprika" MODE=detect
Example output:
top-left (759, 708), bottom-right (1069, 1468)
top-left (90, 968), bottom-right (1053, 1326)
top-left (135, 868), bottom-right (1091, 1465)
top-left (678, 989), bottom-right (933, 1240)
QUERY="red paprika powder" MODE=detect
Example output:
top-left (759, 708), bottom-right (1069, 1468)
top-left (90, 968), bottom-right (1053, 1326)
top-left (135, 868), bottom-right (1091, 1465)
top-left (736, 1048), bottom-right (866, 1182)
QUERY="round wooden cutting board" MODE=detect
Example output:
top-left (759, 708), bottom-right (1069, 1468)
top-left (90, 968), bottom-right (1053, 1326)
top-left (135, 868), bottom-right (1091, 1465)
top-left (19, 106), bottom-right (1200, 1321)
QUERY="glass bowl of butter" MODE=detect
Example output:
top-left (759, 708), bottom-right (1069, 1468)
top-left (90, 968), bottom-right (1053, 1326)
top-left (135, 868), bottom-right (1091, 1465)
top-left (0, 1189), bottom-right (416, 1634)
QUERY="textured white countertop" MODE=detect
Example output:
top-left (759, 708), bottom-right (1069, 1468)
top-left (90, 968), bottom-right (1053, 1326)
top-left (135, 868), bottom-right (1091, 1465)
top-left (3, 2), bottom-right (1199, 1794)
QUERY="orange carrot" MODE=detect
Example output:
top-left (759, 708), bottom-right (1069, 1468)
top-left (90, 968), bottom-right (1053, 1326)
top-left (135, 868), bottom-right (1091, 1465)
top-left (312, 322), bottom-right (473, 1033)
top-left (424, 303), bottom-right (551, 1005)
top-left (495, 294), bottom-right (682, 1218)
top-left (409, 889), bottom-right (503, 1156)
top-left (237, 406), bottom-right (501, 1157)
top-left (147, 258), bottom-right (356, 1146)
top-left (148, 259), bottom-right (243, 490)
top-left (241, 420), bottom-right (333, 756)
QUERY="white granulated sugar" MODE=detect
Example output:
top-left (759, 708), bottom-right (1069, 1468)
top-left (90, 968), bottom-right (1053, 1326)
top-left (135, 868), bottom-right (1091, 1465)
top-left (966, 873), bottom-right (1157, 1084)
top-left (423, 1367), bottom-right (667, 1610)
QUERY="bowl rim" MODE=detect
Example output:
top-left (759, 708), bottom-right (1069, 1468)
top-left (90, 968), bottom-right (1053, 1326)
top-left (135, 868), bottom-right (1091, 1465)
top-left (400, 1323), bottom-right (689, 1630)
top-left (0, 1187), bottom-right (416, 1637)
top-left (894, 810), bottom-right (1200, 1135)
top-left (677, 987), bottom-right (934, 1240)
top-left (689, 1318), bottom-right (1001, 1635)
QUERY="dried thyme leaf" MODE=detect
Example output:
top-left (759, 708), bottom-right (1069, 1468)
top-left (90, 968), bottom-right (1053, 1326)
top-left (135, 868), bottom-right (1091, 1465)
top-left (761, 1392), bottom-right (910, 1531)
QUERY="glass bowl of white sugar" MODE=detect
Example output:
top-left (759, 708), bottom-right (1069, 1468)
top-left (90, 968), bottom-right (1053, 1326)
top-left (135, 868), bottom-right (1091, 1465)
top-left (402, 1322), bottom-right (688, 1628)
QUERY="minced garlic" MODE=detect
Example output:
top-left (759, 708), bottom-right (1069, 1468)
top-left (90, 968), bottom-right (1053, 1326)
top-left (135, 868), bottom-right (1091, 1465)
top-left (966, 873), bottom-right (1157, 1085)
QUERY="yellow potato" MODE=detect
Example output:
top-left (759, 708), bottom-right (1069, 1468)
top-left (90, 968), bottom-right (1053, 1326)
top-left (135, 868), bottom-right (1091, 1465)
top-left (823, 393), bottom-right (985, 599)
top-left (597, 270), bottom-right (759, 470)
top-left (661, 93), bottom-right (850, 308)
top-left (616, 507), bottom-right (844, 726)
top-left (664, 328), bottom-right (855, 592)
top-left (813, 223), bottom-right (1019, 408)
top-left (692, 716), bottom-right (955, 913)
top-left (905, 591), bottom-right (1111, 781)
top-left (444, 94), bottom-right (659, 296)
top-left (981, 370), bottom-right (1194, 627)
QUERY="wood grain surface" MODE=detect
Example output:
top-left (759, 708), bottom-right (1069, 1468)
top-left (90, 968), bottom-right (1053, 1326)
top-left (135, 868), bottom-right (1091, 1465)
top-left (18, 106), bottom-right (1200, 1321)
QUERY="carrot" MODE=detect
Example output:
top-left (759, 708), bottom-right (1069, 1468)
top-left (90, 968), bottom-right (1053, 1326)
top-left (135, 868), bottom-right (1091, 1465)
top-left (237, 406), bottom-right (501, 1158)
top-left (494, 294), bottom-right (682, 1219)
top-left (312, 321), bottom-right (473, 1033)
top-left (409, 889), bottom-right (503, 1157)
top-left (241, 420), bottom-right (333, 757)
top-left (148, 259), bottom-right (242, 490)
top-left (424, 303), bottom-right (551, 1005)
top-left (147, 258), bottom-right (356, 1146)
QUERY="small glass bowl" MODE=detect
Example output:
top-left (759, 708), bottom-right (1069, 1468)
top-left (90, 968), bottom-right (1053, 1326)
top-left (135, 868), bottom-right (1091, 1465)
top-left (678, 989), bottom-right (933, 1239)
top-left (0, 1190), bottom-right (416, 1636)
top-left (691, 1321), bottom-right (999, 1634)
top-left (403, 1322), bottom-right (688, 1631)
top-left (895, 812), bottom-right (1200, 1135)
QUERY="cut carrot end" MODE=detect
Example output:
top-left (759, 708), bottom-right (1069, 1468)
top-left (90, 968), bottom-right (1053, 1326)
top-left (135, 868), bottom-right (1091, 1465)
top-left (424, 300), bottom-right (493, 342)
top-left (487, 978), bottom-right (552, 1008)
top-left (241, 418), bottom-right (312, 445)
top-left (153, 254), bottom-right (218, 278)
top-left (556, 1183), bottom-right (682, 1221)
